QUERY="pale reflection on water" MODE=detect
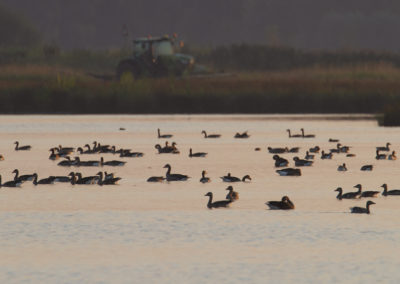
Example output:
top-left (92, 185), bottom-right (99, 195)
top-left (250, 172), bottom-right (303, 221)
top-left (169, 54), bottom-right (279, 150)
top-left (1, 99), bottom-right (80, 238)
top-left (0, 115), bottom-right (399, 283)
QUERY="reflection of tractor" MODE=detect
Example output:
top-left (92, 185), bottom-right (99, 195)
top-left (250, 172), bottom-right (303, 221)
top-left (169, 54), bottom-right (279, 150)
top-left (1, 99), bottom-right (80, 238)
top-left (116, 35), bottom-right (195, 80)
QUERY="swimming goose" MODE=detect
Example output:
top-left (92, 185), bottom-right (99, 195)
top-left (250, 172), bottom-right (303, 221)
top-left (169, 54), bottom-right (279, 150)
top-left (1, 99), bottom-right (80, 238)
top-left (74, 157), bottom-right (100, 167)
top-left (321, 151), bottom-right (333, 159)
top-left (276, 168), bottom-right (301, 176)
top-left (300, 128), bottom-right (315, 138)
top-left (360, 165), bottom-right (373, 171)
top-left (97, 171), bottom-right (121, 185)
top-left (388, 151), bottom-right (397, 160)
top-left (158, 128), bottom-right (173, 139)
top-left (57, 156), bottom-right (73, 167)
top-left (376, 142), bottom-right (391, 152)
top-left (155, 144), bottom-right (169, 154)
top-left (202, 130), bottom-right (221, 138)
top-left (293, 157), bottom-right (313, 167)
top-left (304, 151), bottom-right (314, 160)
top-left (225, 186), bottom-right (239, 201)
top-left (200, 170), bottom-right (210, 183)
top-left (14, 141), bottom-right (31, 151)
top-left (53, 175), bottom-right (71, 183)
top-left (83, 144), bottom-right (98, 154)
top-left (163, 164), bottom-right (189, 181)
top-left (346, 153), bottom-right (356, 157)
top-left (93, 141), bottom-right (111, 153)
top-left (0, 175), bottom-right (22, 187)
top-left (273, 155), bottom-right (288, 167)
top-left (288, 147), bottom-right (300, 153)
top-left (334, 187), bottom-right (361, 200)
top-left (268, 147), bottom-right (288, 154)
top-left (12, 169), bottom-right (36, 182)
top-left (58, 145), bottom-right (75, 155)
top-left (120, 150), bottom-right (144, 158)
top-left (266, 196), bottom-right (295, 210)
top-left (330, 144), bottom-right (341, 153)
top-left (337, 163), bottom-right (347, 171)
top-left (77, 147), bottom-right (92, 155)
top-left (381, 184), bottom-right (400, 196)
top-left (338, 144), bottom-right (350, 153)
top-left (75, 172), bottom-right (100, 184)
top-left (49, 148), bottom-right (60, 160)
top-left (205, 192), bottom-right (232, 209)
top-left (350, 200), bottom-right (375, 214)
top-left (163, 142), bottom-right (180, 154)
top-left (309, 146), bottom-right (320, 153)
top-left (220, 173), bottom-right (251, 182)
top-left (286, 129), bottom-right (302, 138)
top-left (100, 157), bottom-right (126, 167)
top-left (147, 176), bottom-right (165, 182)
top-left (354, 184), bottom-right (379, 198)
top-left (376, 150), bottom-right (387, 160)
top-left (329, 138), bottom-right (340, 143)
top-left (189, 148), bottom-right (207, 158)
top-left (32, 174), bottom-right (55, 185)
top-left (234, 131), bottom-right (249, 138)
top-left (254, 147), bottom-right (261, 151)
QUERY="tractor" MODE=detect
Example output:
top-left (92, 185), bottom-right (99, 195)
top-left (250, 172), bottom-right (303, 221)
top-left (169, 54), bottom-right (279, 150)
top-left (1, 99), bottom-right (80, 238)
top-left (116, 35), bottom-right (195, 80)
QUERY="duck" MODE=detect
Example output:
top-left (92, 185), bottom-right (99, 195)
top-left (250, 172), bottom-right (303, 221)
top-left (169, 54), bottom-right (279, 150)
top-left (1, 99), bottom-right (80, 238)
top-left (225, 186), bottom-right (239, 201)
top-left (14, 141), bottom-right (31, 151)
top-left (388, 151), bottom-right (397, 160)
top-left (97, 171), bottom-right (121, 185)
top-left (220, 173), bottom-right (251, 182)
top-left (189, 148), bottom-right (208, 158)
top-left (337, 163), bottom-right (347, 171)
top-left (304, 151), bottom-right (314, 160)
top-left (234, 131), bottom-right (249, 138)
top-left (201, 130), bottom-right (221, 138)
top-left (300, 128), bottom-right (315, 138)
top-left (0, 174), bottom-right (22, 187)
top-left (268, 147), bottom-right (288, 154)
top-left (273, 155), bottom-right (288, 167)
top-left (354, 184), bottom-right (379, 198)
top-left (376, 150), bottom-right (387, 160)
top-left (205, 192), bottom-right (232, 209)
top-left (334, 187), bottom-right (361, 200)
top-left (158, 128), bottom-right (173, 139)
top-left (276, 168), bottom-right (301, 176)
top-left (49, 148), bottom-right (60, 160)
top-left (100, 157), bottom-right (126, 167)
top-left (200, 170), bottom-right (210, 183)
top-left (286, 129), bottom-right (302, 138)
top-left (360, 165), bottom-right (373, 171)
top-left (32, 174), bottom-right (55, 185)
top-left (381, 184), bottom-right (400, 196)
top-left (309, 146), bottom-right (320, 153)
top-left (350, 200), bottom-right (375, 214)
top-left (321, 151), bottom-right (333, 159)
top-left (12, 169), bottom-right (36, 183)
top-left (147, 176), bottom-right (165, 182)
top-left (163, 164), bottom-right (189, 181)
top-left (266, 196), bottom-right (295, 210)
top-left (293, 157), bottom-right (313, 167)
top-left (376, 142), bottom-right (391, 152)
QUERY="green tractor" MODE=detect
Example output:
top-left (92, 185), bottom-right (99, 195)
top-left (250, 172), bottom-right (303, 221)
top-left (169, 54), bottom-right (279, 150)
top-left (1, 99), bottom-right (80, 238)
top-left (116, 35), bottom-right (195, 80)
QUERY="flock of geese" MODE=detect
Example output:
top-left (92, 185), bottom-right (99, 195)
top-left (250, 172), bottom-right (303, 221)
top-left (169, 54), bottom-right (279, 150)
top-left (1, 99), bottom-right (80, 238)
top-left (2, 127), bottom-right (399, 214)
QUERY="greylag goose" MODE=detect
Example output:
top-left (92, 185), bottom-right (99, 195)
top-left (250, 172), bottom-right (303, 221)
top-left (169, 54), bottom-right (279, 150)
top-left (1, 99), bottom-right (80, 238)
top-left (0, 175), bottom-right (22, 187)
top-left (266, 196), bottom-right (295, 210)
top-left (189, 148), bottom-right (207, 158)
top-left (200, 170), bottom-right (210, 183)
top-left (273, 155), bottom-right (288, 167)
top-left (163, 164), bottom-right (189, 181)
top-left (205, 192), bottom-right (232, 209)
top-left (335, 187), bottom-right (361, 200)
top-left (350, 200), bottom-right (375, 214)
top-left (225, 186), bottom-right (239, 201)
top-left (202, 130), bottom-right (221, 138)
top-left (276, 168), bottom-right (301, 176)
top-left (14, 141), bottom-right (31, 151)
top-left (220, 173), bottom-right (251, 182)
top-left (381, 184), bottom-right (400, 196)
top-left (158, 128), bottom-right (173, 138)
top-left (354, 184), bottom-right (379, 198)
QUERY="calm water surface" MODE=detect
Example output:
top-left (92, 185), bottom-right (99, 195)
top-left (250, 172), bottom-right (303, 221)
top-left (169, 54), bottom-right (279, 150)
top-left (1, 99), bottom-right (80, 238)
top-left (0, 115), bottom-right (400, 283)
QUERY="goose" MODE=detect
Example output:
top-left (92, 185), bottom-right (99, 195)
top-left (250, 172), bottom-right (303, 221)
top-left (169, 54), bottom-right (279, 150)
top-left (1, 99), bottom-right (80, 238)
top-left (234, 131), bottom-right (249, 138)
top-left (329, 138), bottom-right (340, 143)
top-left (147, 176), bottom-right (165, 182)
top-left (360, 165), bottom-right (373, 171)
top-left (388, 151), bottom-right (397, 160)
top-left (74, 157), bottom-right (100, 167)
top-left (155, 144), bottom-right (169, 154)
top-left (273, 155), bottom-right (288, 167)
top-left (119, 149), bottom-right (144, 158)
top-left (293, 157), bottom-right (313, 167)
top-left (220, 173), bottom-right (251, 182)
top-left (300, 128), bottom-right (315, 138)
top-left (321, 151), bottom-right (333, 159)
top-left (200, 170), bottom-right (210, 183)
top-left (254, 147), bottom-right (261, 151)
top-left (58, 145), bottom-right (75, 155)
top-left (93, 141), bottom-right (111, 153)
top-left (104, 172), bottom-right (115, 181)
top-left (381, 184), bottom-right (400, 196)
top-left (163, 164), bottom-right (189, 181)
top-left (83, 144), bottom-right (97, 154)
top-left (202, 130), bottom-right (221, 138)
top-left (0, 154), bottom-right (4, 161)
top-left (288, 147), bottom-right (300, 153)
top-left (309, 146), bottom-right (320, 153)
top-left (0, 175), bottom-right (22, 187)
top-left (53, 175), bottom-right (71, 183)
top-left (266, 196), bottom-right (295, 210)
top-left (337, 163), bottom-right (347, 172)
top-left (346, 153), bottom-right (356, 157)
top-left (189, 148), bottom-right (207, 158)
top-left (111, 146), bottom-right (125, 155)
top-left (77, 147), bottom-right (92, 155)
top-left (376, 150), bottom-right (387, 160)
top-left (376, 142), bottom-right (391, 152)
top-left (158, 128), bottom-right (173, 139)
top-left (75, 172), bottom-right (101, 184)
top-left (49, 148), bottom-right (60, 160)
top-left (304, 151), bottom-right (314, 160)
top-left (268, 147), bottom-right (288, 154)
top-left (32, 174), bottom-right (55, 185)
top-left (339, 144), bottom-right (350, 153)
top-left (57, 156), bottom-right (73, 167)
top-left (330, 144), bottom-right (342, 153)
top-left (334, 187), bottom-right (361, 200)
top-left (276, 168), bottom-right (301, 176)
top-left (100, 157), bottom-right (126, 167)
top-left (350, 201), bottom-right (375, 214)
top-left (12, 169), bottom-right (36, 182)
top-left (354, 184), bottom-right (379, 198)
top-left (225, 186), bottom-right (239, 201)
top-left (286, 129), bottom-right (302, 138)
top-left (14, 141), bottom-right (31, 151)
top-left (97, 171), bottom-right (121, 185)
top-left (205, 192), bottom-right (232, 209)
top-left (163, 142), bottom-right (180, 154)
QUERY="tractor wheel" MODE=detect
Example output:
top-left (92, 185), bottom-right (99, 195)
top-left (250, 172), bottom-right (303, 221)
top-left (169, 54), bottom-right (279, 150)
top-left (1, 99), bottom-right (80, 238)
top-left (116, 59), bottom-right (139, 80)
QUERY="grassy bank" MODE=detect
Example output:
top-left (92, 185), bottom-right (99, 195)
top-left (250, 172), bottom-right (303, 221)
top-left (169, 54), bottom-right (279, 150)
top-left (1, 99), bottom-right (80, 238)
top-left (1, 63), bottom-right (400, 114)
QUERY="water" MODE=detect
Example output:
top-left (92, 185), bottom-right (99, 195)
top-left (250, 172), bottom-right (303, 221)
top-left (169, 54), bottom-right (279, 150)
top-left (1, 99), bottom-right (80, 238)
top-left (1, 115), bottom-right (400, 283)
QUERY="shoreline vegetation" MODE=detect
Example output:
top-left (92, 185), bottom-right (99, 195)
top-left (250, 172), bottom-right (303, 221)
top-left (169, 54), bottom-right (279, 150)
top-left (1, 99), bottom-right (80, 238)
top-left (1, 46), bottom-right (400, 125)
